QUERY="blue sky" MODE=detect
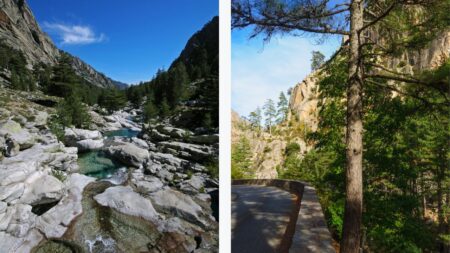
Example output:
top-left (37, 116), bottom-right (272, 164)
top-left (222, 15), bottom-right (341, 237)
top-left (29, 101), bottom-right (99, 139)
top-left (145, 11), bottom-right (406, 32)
top-left (232, 28), bottom-right (342, 118)
top-left (28, 0), bottom-right (218, 84)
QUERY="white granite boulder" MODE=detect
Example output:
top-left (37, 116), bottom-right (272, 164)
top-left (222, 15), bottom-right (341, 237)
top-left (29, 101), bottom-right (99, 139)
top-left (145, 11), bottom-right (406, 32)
top-left (94, 186), bottom-right (160, 222)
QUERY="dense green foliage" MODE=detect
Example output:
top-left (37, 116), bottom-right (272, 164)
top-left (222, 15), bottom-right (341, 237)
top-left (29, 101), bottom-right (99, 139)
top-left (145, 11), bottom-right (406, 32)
top-left (98, 89), bottom-right (127, 113)
top-left (231, 137), bottom-right (254, 179)
top-left (55, 94), bottom-right (91, 129)
top-left (0, 42), bottom-right (125, 109)
top-left (44, 53), bottom-right (110, 106)
top-left (279, 56), bottom-right (449, 252)
top-left (0, 41), bottom-right (36, 91)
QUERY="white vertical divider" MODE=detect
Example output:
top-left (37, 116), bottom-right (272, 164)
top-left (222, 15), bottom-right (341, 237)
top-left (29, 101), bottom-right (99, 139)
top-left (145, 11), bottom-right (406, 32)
top-left (219, 0), bottom-right (232, 252)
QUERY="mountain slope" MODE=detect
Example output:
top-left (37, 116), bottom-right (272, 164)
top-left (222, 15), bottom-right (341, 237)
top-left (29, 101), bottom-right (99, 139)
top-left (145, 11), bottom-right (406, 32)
top-left (0, 0), bottom-right (126, 89)
top-left (127, 16), bottom-right (219, 130)
top-left (171, 16), bottom-right (219, 77)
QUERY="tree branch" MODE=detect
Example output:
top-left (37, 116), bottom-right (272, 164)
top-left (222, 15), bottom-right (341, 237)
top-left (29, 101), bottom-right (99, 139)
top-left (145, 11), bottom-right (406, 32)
top-left (366, 74), bottom-right (450, 102)
top-left (360, 1), bottom-right (398, 32)
top-left (366, 79), bottom-right (449, 109)
top-left (232, 2), bottom-right (351, 35)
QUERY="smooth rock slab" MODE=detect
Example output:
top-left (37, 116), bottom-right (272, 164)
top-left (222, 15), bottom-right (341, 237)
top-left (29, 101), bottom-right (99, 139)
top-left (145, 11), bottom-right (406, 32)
top-left (134, 177), bottom-right (164, 195)
top-left (105, 142), bottom-right (149, 167)
top-left (149, 188), bottom-right (207, 227)
top-left (0, 228), bottom-right (44, 253)
top-left (76, 139), bottom-right (104, 152)
top-left (180, 175), bottom-right (206, 194)
top-left (64, 128), bottom-right (102, 147)
top-left (35, 174), bottom-right (96, 238)
top-left (94, 186), bottom-right (160, 222)
top-left (0, 121), bottom-right (35, 150)
top-left (18, 174), bottom-right (65, 205)
top-left (0, 183), bottom-right (25, 202)
top-left (0, 201), bottom-right (6, 213)
top-left (158, 141), bottom-right (212, 162)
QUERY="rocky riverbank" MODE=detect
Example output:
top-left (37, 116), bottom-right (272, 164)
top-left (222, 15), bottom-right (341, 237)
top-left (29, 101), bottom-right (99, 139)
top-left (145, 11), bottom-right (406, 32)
top-left (0, 89), bottom-right (218, 253)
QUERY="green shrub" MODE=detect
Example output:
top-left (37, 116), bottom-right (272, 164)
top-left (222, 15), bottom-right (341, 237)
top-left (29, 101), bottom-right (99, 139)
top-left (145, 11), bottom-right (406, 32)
top-left (56, 94), bottom-right (91, 128)
top-left (48, 115), bottom-right (65, 142)
top-left (285, 142), bottom-right (300, 156)
top-left (51, 170), bottom-right (67, 182)
top-left (206, 159), bottom-right (219, 179)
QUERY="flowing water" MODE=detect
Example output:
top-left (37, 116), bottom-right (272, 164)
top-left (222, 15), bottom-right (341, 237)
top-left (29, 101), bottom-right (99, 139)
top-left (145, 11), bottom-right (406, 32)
top-left (104, 128), bottom-right (139, 138)
top-left (32, 127), bottom-right (212, 252)
top-left (33, 128), bottom-right (164, 253)
top-left (33, 182), bottom-right (164, 253)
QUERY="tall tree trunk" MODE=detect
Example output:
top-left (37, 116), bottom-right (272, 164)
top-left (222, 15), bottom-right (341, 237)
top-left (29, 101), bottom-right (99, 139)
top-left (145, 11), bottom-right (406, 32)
top-left (340, 0), bottom-right (364, 252)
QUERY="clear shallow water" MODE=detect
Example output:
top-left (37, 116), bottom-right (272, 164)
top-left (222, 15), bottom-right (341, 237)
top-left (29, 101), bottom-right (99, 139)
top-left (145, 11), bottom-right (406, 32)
top-left (104, 128), bottom-right (139, 138)
top-left (77, 151), bottom-right (125, 179)
top-left (33, 182), bottom-right (164, 253)
top-left (33, 128), bottom-right (165, 253)
top-left (77, 129), bottom-right (139, 180)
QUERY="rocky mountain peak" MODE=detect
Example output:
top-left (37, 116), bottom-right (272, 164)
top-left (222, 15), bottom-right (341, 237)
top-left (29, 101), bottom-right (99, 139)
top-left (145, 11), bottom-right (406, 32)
top-left (0, 0), bottom-right (59, 66)
top-left (0, 0), bottom-right (127, 89)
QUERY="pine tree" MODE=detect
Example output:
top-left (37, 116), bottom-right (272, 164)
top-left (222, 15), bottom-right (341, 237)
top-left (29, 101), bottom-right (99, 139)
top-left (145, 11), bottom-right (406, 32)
top-left (311, 51), bottom-right (325, 71)
top-left (231, 137), bottom-right (254, 179)
top-left (50, 54), bottom-right (79, 97)
top-left (248, 107), bottom-right (262, 131)
top-left (263, 99), bottom-right (276, 135)
top-left (169, 61), bottom-right (190, 108)
top-left (277, 91), bottom-right (288, 123)
top-left (56, 94), bottom-right (91, 129)
top-left (159, 98), bottom-right (171, 118)
top-left (99, 89), bottom-right (127, 113)
top-left (232, 1), bottom-right (448, 250)
top-left (143, 96), bottom-right (158, 122)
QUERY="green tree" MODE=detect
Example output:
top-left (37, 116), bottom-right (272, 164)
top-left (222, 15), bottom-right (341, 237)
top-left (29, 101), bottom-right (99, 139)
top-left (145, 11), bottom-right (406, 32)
top-left (56, 94), bottom-right (91, 128)
top-left (311, 51), bottom-right (325, 71)
top-left (232, 1), bottom-right (449, 250)
top-left (168, 61), bottom-right (190, 107)
top-left (98, 89), bottom-right (127, 113)
top-left (49, 54), bottom-right (79, 97)
top-left (143, 94), bottom-right (159, 122)
top-left (159, 98), bottom-right (171, 118)
top-left (277, 91), bottom-right (288, 123)
top-left (127, 86), bottom-right (143, 109)
top-left (263, 99), bottom-right (276, 135)
top-left (231, 137), bottom-right (254, 179)
top-left (33, 62), bottom-right (52, 92)
top-left (248, 107), bottom-right (262, 131)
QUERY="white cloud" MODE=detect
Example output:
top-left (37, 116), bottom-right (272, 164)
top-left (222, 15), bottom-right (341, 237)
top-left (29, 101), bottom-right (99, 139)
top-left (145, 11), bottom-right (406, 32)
top-left (232, 34), bottom-right (341, 118)
top-left (43, 22), bottom-right (106, 45)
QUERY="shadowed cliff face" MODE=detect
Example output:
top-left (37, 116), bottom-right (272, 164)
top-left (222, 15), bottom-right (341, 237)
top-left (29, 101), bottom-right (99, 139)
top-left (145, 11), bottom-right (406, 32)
top-left (0, 0), bottom-right (127, 89)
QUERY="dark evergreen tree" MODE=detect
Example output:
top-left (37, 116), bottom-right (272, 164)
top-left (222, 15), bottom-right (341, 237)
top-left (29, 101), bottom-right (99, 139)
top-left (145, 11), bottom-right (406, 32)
top-left (56, 94), bottom-right (91, 129)
top-left (98, 89), bottom-right (127, 113)
top-left (231, 136), bottom-right (254, 179)
top-left (159, 98), bottom-right (171, 118)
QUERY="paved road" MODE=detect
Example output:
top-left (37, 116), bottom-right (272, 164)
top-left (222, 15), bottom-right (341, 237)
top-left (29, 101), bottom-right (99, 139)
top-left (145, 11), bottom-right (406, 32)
top-left (232, 185), bottom-right (297, 253)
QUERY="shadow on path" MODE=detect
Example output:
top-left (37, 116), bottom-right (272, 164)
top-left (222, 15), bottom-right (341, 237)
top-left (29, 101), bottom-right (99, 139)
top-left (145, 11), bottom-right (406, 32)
top-left (232, 185), bottom-right (296, 253)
